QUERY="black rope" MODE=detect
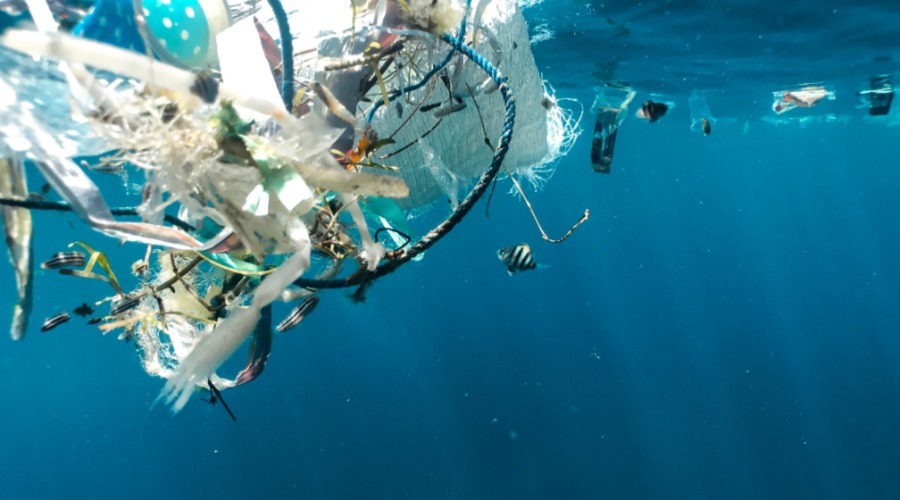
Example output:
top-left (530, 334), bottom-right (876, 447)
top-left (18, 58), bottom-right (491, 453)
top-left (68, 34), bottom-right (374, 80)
top-left (0, 197), bottom-right (196, 233)
top-left (373, 227), bottom-right (411, 251)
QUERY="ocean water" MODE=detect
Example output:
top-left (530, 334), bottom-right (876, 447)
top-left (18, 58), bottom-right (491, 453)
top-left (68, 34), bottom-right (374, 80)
top-left (2, 1), bottom-right (900, 499)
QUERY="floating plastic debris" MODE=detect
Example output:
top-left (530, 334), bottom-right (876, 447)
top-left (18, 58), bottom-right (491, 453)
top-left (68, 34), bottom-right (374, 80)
top-left (688, 90), bottom-right (715, 136)
top-left (40, 311), bottom-right (70, 332)
top-left (0, 0), bottom-right (581, 414)
top-left (859, 75), bottom-right (894, 116)
top-left (590, 86), bottom-right (635, 174)
top-left (40, 251), bottom-right (86, 270)
top-left (497, 243), bottom-right (537, 276)
top-left (772, 85), bottom-right (834, 114)
top-left (0, 157), bottom-right (32, 340)
top-left (636, 99), bottom-right (669, 122)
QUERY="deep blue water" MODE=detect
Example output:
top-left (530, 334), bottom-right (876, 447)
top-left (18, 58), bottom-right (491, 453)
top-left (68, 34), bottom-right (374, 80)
top-left (3, 1), bottom-right (900, 499)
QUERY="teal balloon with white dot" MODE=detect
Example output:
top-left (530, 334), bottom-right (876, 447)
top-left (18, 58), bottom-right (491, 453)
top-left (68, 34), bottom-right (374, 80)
top-left (141, 0), bottom-right (211, 68)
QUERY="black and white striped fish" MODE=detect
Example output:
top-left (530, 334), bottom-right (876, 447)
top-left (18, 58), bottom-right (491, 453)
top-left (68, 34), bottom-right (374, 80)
top-left (41, 312), bottom-right (70, 332)
top-left (41, 251), bottom-right (86, 270)
top-left (110, 297), bottom-right (141, 316)
top-left (636, 100), bottom-right (668, 122)
top-left (497, 244), bottom-right (537, 276)
top-left (276, 296), bottom-right (320, 333)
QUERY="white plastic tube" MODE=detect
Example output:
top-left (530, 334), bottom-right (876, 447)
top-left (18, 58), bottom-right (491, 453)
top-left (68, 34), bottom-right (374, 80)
top-left (1, 29), bottom-right (293, 125)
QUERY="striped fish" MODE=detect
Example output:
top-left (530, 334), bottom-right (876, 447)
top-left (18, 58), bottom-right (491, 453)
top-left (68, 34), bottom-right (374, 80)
top-left (276, 296), bottom-right (320, 333)
top-left (636, 100), bottom-right (668, 122)
top-left (41, 312), bottom-right (70, 332)
top-left (110, 297), bottom-right (141, 316)
top-left (497, 244), bottom-right (537, 276)
top-left (73, 302), bottom-right (94, 317)
top-left (40, 251), bottom-right (86, 270)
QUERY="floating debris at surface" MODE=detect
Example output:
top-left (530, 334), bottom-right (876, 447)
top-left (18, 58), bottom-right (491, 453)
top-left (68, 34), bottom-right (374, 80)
top-left (0, 0), bottom-right (581, 415)
top-left (772, 86), bottom-right (833, 114)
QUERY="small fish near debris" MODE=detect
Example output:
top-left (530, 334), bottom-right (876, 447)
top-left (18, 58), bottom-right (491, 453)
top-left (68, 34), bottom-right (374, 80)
top-left (636, 100), bottom-right (668, 122)
top-left (41, 312), bottom-right (71, 332)
top-left (110, 297), bottom-right (141, 316)
top-left (860, 75), bottom-right (894, 116)
top-left (276, 296), bottom-right (320, 333)
top-left (701, 117), bottom-right (711, 136)
top-left (497, 244), bottom-right (538, 276)
top-left (41, 251), bottom-right (86, 270)
top-left (73, 302), bottom-right (94, 317)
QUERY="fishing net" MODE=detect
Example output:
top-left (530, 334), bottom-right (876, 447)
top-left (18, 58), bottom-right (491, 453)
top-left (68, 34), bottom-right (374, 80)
top-left (361, 1), bottom-right (559, 208)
